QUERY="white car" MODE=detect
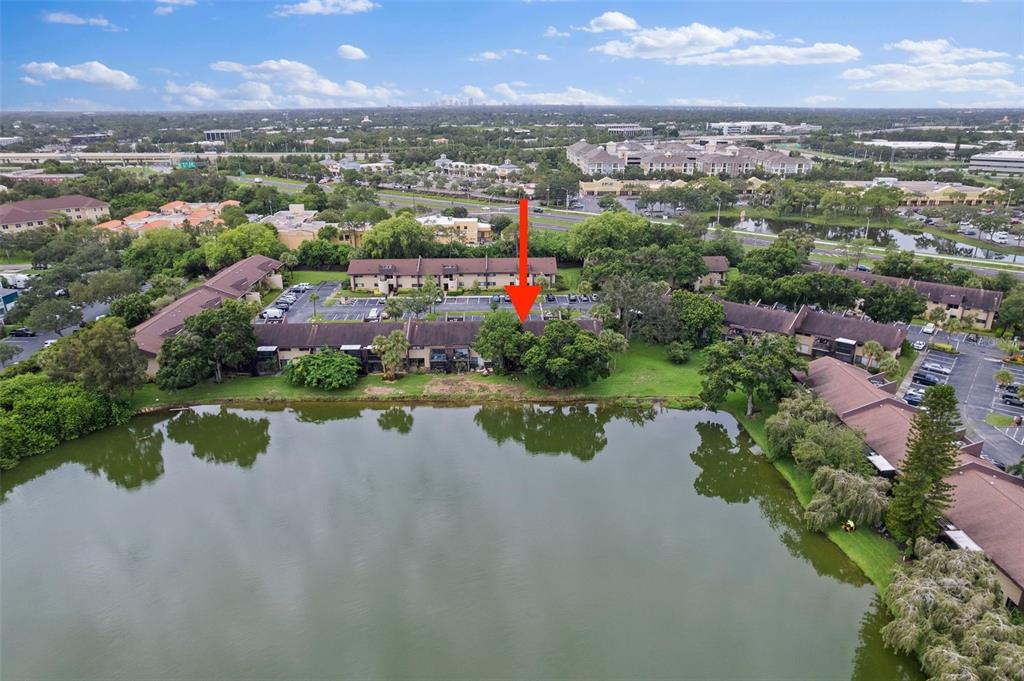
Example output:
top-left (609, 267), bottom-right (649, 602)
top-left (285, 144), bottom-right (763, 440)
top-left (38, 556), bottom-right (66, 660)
top-left (43, 339), bottom-right (58, 348)
top-left (922, 362), bottom-right (951, 375)
top-left (922, 323), bottom-right (936, 335)
top-left (912, 340), bottom-right (927, 351)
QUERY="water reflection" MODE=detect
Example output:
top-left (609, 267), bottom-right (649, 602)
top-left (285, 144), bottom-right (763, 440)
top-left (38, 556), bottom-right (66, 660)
top-left (0, 415), bottom-right (166, 503)
top-left (473, 403), bottom-right (655, 461)
top-left (688, 420), bottom-right (870, 587)
top-left (378, 407), bottom-right (414, 434)
top-left (165, 407), bottom-right (270, 468)
top-left (852, 594), bottom-right (924, 681)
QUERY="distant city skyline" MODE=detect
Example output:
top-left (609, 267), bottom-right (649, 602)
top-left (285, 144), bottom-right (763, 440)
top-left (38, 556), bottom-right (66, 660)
top-left (1, 1), bottom-right (1021, 111)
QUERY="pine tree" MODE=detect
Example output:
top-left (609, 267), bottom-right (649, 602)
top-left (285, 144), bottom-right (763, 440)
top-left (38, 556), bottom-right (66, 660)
top-left (886, 385), bottom-right (961, 553)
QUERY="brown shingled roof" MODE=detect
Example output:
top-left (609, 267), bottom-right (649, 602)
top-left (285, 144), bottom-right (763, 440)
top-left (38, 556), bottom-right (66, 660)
top-left (817, 267), bottom-right (1003, 313)
top-left (702, 255), bottom-right (730, 273)
top-left (133, 255), bottom-right (282, 356)
top-left (347, 257), bottom-right (557, 277)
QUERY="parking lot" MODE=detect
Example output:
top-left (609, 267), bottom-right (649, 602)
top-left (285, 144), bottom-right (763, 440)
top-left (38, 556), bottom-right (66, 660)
top-left (899, 324), bottom-right (1023, 468)
top-left (256, 283), bottom-right (598, 324)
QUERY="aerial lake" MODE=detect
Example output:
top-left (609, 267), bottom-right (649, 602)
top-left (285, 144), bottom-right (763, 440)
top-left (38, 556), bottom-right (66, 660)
top-left (0, 404), bottom-right (923, 680)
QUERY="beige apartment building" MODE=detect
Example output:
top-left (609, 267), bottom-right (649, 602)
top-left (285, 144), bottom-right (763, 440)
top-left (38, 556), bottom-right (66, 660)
top-left (348, 256), bottom-right (557, 294)
top-left (416, 215), bottom-right (493, 245)
top-left (0, 195), bottom-right (109, 232)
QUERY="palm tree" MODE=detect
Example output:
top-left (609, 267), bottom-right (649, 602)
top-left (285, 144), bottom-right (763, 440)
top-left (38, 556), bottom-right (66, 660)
top-left (309, 292), bottom-right (320, 318)
top-left (862, 340), bottom-right (886, 369)
top-left (994, 369), bottom-right (1015, 389)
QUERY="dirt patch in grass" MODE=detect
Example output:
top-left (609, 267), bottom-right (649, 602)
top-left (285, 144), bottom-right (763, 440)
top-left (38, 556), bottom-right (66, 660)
top-left (364, 385), bottom-right (401, 397)
top-left (423, 374), bottom-right (529, 398)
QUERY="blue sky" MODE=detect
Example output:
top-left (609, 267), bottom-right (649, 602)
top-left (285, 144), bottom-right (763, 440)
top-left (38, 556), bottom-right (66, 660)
top-left (2, 0), bottom-right (1022, 110)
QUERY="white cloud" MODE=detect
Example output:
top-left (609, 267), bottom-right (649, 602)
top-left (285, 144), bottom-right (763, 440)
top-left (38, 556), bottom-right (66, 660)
top-left (272, 0), bottom-right (378, 16)
top-left (203, 58), bottom-right (398, 107)
top-left (461, 85), bottom-right (487, 100)
top-left (469, 48), bottom-right (527, 62)
top-left (337, 44), bottom-right (368, 60)
top-left (842, 39), bottom-right (1017, 96)
top-left (154, 0), bottom-right (196, 16)
top-left (803, 95), bottom-right (840, 104)
top-left (20, 76), bottom-right (43, 86)
top-left (43, 12), bottom-right (122, 31)
top-left (21, 61), bottom-right (139, 90)
top-left (492, 82), bottom-right (617, 105)
top-left (885, 39), bottom-right (1007, 63)
top-left (536, 53), bottom-right (552, 61)
top-left (543, 25), bottom-right (569, 38)
top-left (788, 37), bottom-right (805, 45)
top-left (669, 97), bottom-right (747, 106)
top-left (592, 22), bottom-right (770, 61)
top-left (674, 42), bottom-right (861, 66)
top-left (577, 11), bottom-right (638, 33)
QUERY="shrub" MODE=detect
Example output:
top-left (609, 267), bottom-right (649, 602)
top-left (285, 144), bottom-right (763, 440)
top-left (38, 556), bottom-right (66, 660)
top-left (666, 340), bottom-right (693, 364)
top-left (283, 350), bottom-right (361, 390)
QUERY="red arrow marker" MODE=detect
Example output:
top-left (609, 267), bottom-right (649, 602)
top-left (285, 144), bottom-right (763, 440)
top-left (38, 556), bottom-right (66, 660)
top-left (505, 198), bottom-right (541, 322)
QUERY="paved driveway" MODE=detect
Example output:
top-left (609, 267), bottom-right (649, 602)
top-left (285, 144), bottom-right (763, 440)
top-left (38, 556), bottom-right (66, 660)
top-left (1, 301), bottom-right (109, 365)
top-left (899, 324), bottom-right (1023, 468)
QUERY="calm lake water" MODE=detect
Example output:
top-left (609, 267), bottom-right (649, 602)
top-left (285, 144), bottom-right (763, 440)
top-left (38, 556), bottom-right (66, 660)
top-left (0, 404), bottom-right (923, 680)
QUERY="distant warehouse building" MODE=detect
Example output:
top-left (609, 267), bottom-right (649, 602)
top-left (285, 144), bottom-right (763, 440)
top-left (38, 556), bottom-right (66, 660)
top-left (204, 129), bottom-right (241, 142)
top-left (969, 150), bottom-right (1024, 175)
top-left (348, 257), bottom-right (557, 294)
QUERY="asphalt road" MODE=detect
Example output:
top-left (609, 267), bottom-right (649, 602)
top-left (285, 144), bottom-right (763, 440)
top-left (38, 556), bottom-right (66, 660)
top-left (1, 301), bottom-right (109, 365)
top-left (897, 323), bottom-right (1023, 468)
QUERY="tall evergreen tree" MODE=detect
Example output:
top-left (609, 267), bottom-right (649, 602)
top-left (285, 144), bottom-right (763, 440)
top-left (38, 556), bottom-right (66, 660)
top-left (886, 385), bottom-right (961, 552)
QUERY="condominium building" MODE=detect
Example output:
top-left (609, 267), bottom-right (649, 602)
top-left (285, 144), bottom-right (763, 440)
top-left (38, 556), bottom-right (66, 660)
top-left (839, 178), bottom-right (1005, 206)
top-left (416, 214), bottom-right (493, 245)
top-left (433, 154), bottom-right (521, 179)
top-left (348, 256), bottom-right (557, 294)
top-left (98, 199), bottom-right (240, 233)
top-left (254, 319), bottom-right (601, 373)
top-left (721, 301), bottom-right (907, 367)
top-left (707, 121), bottom-right (822, 135)
top-left (566, 139), bottom-right (812, 177)
top-left (262, 203), bottom-right (366, 249)
top-left (0, 194), bottom-right (109, 232)
top-left (969, 150), bottom-right (1024, 176)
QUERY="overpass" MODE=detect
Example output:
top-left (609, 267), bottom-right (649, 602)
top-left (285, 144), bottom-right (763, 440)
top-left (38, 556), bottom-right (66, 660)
top-left (0, 150), bottom-right (389, 166)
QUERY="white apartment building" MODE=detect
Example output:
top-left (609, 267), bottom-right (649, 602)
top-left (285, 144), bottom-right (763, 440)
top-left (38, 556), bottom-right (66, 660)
top-left (566, 139), bottom-right (812, 177)
top-left (433, 154), bottom-right (521, 179)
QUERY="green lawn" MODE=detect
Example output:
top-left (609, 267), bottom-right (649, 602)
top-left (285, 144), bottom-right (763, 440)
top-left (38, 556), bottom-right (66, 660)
top-left (287, 270), bottom-right (349, 285)
top-left (577, 342), bottom-right (704, 398)
top-left (556, 266), bottom-right (582, 291)
top-left (896, 342), bottom-right (919, 382)
top-left (0, 253), bottom-right (31, 265)
top-left (986, 412), bottom-right (1015, 427)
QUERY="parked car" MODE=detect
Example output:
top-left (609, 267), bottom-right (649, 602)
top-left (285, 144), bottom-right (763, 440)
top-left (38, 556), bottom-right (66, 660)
top-left (490, 295), bottom-right (501, 305)
top-left (912, 340), bottom-right (927, 351)
top-left (545, 294), bottom-right (556, 302)
top-left (965, 333), bottom-right (978, 343)
top-left (568, 294), bottom-right (579, 302)
top-left (912, 372), bottom-right (942, 386)
top-left (922, 362), bottom-right (951, 375)
top-left (1003, 384), bottom-right (1020, 394)
top-left (502, 294), bottom-right (511, 303)
top-left (579, 294), bottom-right (590, 302)
top-left (590, 294), bottom-right (599, 302)
top-left (43, 339), bottom-right (58, 348)
top-left (274, 302), bottom-right (291, 310)
top-left (855, 264), bottom-right (871, 272)
top-left (904, 394), bottom-right (922, 406)
top-left (261, 308), bottom-right (284, 320)
top-left (922, 323), bottom-right (936, 334)
top-left (1001, 394), bottom-right (1024, 408)
top-left (8, 327), bottom-right (36, 337)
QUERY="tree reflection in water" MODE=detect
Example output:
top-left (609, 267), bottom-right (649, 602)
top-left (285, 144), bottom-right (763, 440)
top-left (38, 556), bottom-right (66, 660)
top-left (377, 407), bottom-right (414, 434)
top-left (851, 594), bottom-right (925, 681)
top-left (688, 420), bottom-right (870, 587)
top-left (0, 415), bottom-right (166, 503)
top-left (473, 403), bottom-right (655, 461)
top-left (165, 408), bottom-right (270, 468)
